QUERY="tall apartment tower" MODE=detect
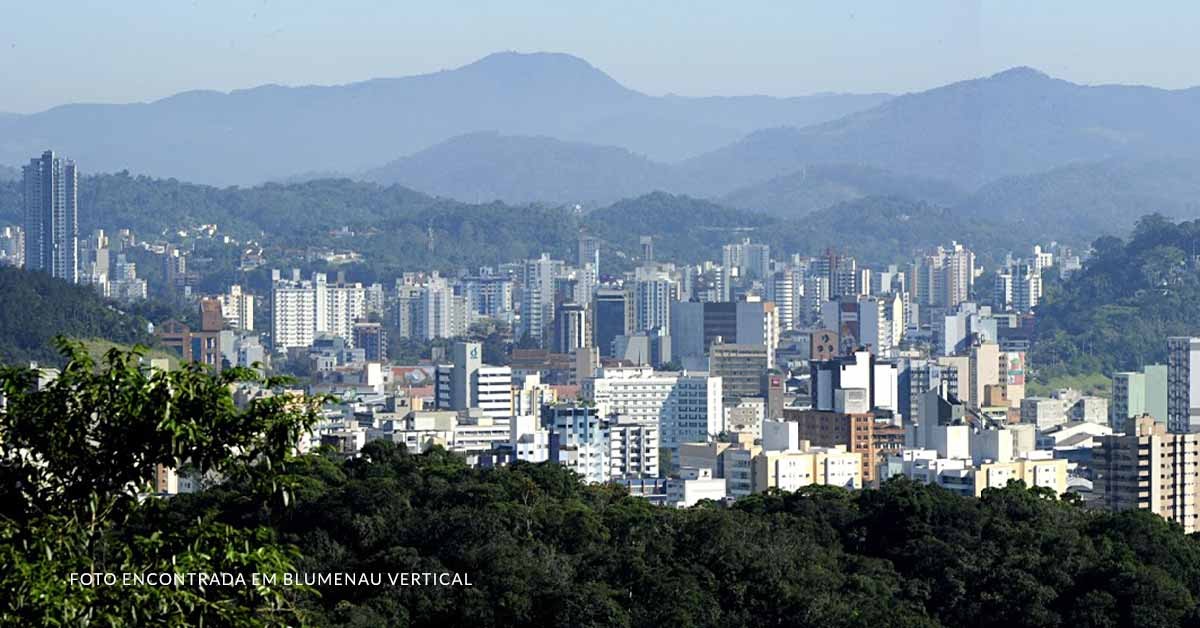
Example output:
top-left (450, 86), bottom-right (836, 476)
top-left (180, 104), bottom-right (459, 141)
top-left (23, 150), bottom-right (79, 283)
top-left (1094, 416), bottom-right (1200, 532)
top-left (1168, 337), bottom-right (1200, 433)
top-left (520, 254), bottom-right (562, 347)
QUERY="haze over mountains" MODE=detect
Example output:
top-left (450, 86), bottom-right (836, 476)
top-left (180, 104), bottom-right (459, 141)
top-left (0, 52), bottom-right (888, 185)
top-left (4, 51), bottom-right (1200, 242)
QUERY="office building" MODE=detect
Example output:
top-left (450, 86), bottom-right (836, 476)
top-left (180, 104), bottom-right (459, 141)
top-left (435, 341), bottom-right (514, 420)
top-left (553, 302), bottom-right (590, 354)
top-left (352, 321), bottom-right (387, 362)
top-left (709, 343), bottom-right (771, 400)
top-left (810, 350), bottom-right (899, 415)
top-left (593, 288), bottom-right (626, 358)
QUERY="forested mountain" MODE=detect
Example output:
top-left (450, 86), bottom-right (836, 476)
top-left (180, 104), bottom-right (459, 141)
top-left (720, 163), bottom-right (966, 217)
top-left (584, 193), bottom-right (1039, 267)
top-left (163, 439), bottom-right (1200, 627)
top-left (0, 52), bottom-right (888, 185)
top-left (680, 67), bottom-right (1200, 191)
top-left (1032, 215), bottom-right (1200, 378)
top-left (0, 266), bottom-right (155, 365)
top-left (357, 67), bottom-right (1200, 220)
top-left (0, 176), bottom-right (1055, 276)
top-left (960, 158), bottom-right (1200, 239)
top-left (0, 165), bottom-right (17, 181)
top-left (362, 132), bottom-right (678, 206)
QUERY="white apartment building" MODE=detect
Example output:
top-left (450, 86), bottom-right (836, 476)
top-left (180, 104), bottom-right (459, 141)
top-left (270, 270), bottom-right (366, 350)
top-left (608, 419), bottom-right (660, 479)
top-left (583, 366), bottom-right (723, 449)
top-left (545, 405), bottom-right (609, 484)
top-left (520, 254), bottom-right (563, 347)
top-left (218, 284), bottom-right (255, 332)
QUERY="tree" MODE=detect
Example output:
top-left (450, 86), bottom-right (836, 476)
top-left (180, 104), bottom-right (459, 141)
top-left (0, 339), bottom-right (322, 626)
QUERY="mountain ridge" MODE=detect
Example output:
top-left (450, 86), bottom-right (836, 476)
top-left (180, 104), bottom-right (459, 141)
top-left (0, 51), bottom-right (891, 185)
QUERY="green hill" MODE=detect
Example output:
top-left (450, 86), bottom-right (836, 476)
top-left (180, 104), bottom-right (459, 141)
top-left (1032, 214), bottom-right (1200, 378)
top-left (0, 266), bottom-right (155, 366)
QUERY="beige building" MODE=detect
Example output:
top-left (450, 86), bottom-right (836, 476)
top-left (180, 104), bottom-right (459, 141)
top-left (972, 457), bottom-right (1066, 497)
top-left (1094, 416), bottom-right (1200, 532)
top-left (753, 442), bottom-right (862, 493)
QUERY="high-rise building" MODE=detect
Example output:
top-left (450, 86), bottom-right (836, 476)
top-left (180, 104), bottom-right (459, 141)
top-left (913, 242), bottom-right (975, 308)
top-left (810, 350), bottom-right (900, 415)
top-left (709, 343), bottom-right (770, 400)
top-left (592, 288), bottom-right (626, 358)
top-left (270, 270), bottom-right (366, 350)
top-left (0, 225), bottom-right (25, 267)
top-left (435, 341), bottom-right (514, 419)
top-left (543, 403), bottom-right (609, 483)
top-left (607, 419), bottom-right (660, 479)
top-left (1111, 365), bottom-right (1168, 432)
top-left (583, 366), bottom-right (723, 449)
top-left (22, 150), bottom-right (79, 283)
top-left (781, 408), bottom-right (905, 484)
top-left (353, 321), bottom-right (387, 362)
top-left (639, 235), bottom-right (654, 264)
top-left (626, 268), bottom-right (675, 336)
top-left (520, 254), bottom-right (563, 347)
top-left (1094, 416), bottom-right (1200, 532)
top-left (1168, 337), bottom-right (1200, 433)
top-left (217, 285), bottom-right (255, 332)
top-left (720, 239), bottom-right (771, 301)
top-left (767, 269), bottom-right (799, 332)
top-left (553, 303), bottom-right (590, 354)
top-left (578, 234), bottom-right (600, 273)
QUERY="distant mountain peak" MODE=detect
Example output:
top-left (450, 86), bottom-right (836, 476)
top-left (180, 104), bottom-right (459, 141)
top-left (458, 51), bottom-right (617, 80)
top-left (986, 66), bottom-right (1053, 82)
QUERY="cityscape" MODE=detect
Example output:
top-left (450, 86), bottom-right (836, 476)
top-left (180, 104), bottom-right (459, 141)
top-left (5, 3), bottom-right (1200, 626)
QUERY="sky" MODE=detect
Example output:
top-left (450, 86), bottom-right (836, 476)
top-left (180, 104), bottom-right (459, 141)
top-left (2, 0), bottom-right (1198, 113)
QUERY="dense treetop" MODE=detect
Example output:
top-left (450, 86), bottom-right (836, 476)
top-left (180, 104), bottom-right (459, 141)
top-left (167, 438), bottom-right (1200, 627)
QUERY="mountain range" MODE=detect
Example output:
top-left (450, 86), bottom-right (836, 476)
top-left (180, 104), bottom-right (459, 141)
top-left (0, 52), bottom-right (888, 185)
top-left (353, 62), bottom-right (1200, 221)
top-left (4, 53), bottom-right (1200, 242)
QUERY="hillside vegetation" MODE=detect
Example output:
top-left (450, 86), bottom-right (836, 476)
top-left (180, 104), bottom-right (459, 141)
top-left (0, 266), bottom-right (155, 366)
top-left (1033, 215), bottom-right (1200, 378)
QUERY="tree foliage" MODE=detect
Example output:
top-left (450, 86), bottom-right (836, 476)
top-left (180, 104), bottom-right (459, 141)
top-left (1032, 214), bottom-right (1200, 377)
top-left (166, 439), bottom-right (1200, 628)
top-left (0, 340), bottom-right (322, 626)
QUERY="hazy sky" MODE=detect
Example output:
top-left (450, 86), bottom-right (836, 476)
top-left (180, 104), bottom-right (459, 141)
top-left (3, 1), bottom-right (1198, 113)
